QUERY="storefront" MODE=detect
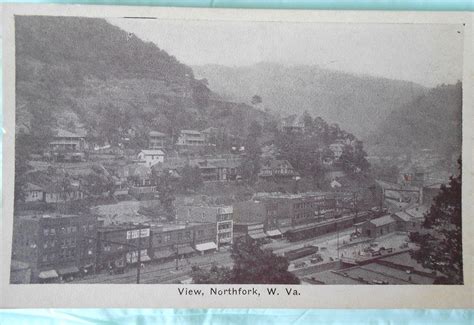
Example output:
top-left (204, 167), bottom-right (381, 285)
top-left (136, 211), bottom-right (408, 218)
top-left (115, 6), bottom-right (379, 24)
top-left (195, 242), bottom-right (218, 254)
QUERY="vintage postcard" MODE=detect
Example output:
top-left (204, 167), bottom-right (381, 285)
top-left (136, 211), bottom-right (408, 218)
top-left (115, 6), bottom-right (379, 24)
top-left (1, 4), bottom-right (473, 308)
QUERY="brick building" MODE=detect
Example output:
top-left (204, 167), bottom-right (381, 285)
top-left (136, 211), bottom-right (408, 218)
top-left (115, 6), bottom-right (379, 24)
top-left (11, 214), bottom-right (100, 283)
top-left (150, 222), bottom-right (217, 260)
top-left (95, 224), bottom-right (152, 272)
top-left (176, 205), bottom-right (233, 249)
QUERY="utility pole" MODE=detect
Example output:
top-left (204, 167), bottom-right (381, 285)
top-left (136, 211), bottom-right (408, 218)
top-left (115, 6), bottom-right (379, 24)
top-left (136, 225), bottom-right (141, 284)
top-left (175, 243), bottom-right (179, 271)
top-left (336, 220), bottom-right (340, 259)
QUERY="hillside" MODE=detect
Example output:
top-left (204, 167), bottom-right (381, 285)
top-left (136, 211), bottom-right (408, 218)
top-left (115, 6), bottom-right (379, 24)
top-left (193, 63), bottom-right (427, 138)
top-left (367, 82), bottom-right (462, 159)
top-left (15, 16), bottom-right (271, 148)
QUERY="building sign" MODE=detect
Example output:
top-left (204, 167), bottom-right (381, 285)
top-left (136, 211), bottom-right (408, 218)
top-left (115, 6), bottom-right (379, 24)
top-left (126, 249), bottom-right (148, 264)
top-left (126, 228), bottom-right (150, 240)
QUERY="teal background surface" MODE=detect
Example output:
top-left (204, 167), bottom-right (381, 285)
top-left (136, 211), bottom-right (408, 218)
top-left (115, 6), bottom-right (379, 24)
top-left (0, 0), bottom-right (472, 323)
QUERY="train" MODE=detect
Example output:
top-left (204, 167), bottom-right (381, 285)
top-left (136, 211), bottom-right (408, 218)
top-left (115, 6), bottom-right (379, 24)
top-left (284, 245), bottom-right (319, 261)
top-left (284, 211), bottom-right (372, 242)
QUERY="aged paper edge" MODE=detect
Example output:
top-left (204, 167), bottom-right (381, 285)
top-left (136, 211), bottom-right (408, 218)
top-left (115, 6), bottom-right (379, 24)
top-left (1, 4), bottom-right (473, 309)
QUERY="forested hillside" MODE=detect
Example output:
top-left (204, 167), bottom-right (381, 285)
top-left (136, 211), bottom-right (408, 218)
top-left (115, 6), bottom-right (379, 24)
top-left (193, 63), bottom-right (427, 138)
top-left (367, 82), bottom-right (462, 159)
top-left (15, 16), bottom-right (271, 151)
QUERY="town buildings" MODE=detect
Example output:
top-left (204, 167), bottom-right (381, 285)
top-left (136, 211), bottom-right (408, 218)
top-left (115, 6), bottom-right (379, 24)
top-left (233, 222), bottom-right (268, 242)
top-left (96, 223), bottom-right (152, 271)
top-left (11, 214), bottom-right (100, 283)
top-left (150, 222), bottom-right (217, 260)
top-left (300, 251), bottom-right (438, 285)
top-left (176, 205), bottom-right (234, 249)
top-left (355, 215), bottom-right (397, 238)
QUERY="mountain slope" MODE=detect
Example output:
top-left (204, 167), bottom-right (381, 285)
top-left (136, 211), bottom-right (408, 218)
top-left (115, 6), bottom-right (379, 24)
top-left (193, 63), bottom-right (427, 138)
top-left (15, 16), bottom-right (271, 146)
top-left (367, 82), bottom-right (462, 158)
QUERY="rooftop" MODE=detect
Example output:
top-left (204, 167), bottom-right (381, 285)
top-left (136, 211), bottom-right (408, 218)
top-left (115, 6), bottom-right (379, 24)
top-left (180, 130), bottom-right (202, 135)
top-left (393, 211), bottom-right (412, 222)
top-left (176, 205), bottom-right (233, 223)
top-left (139, 149), bottom-right (165, 155)
top-left (405, 205), bottom-right (429, 219)
top-left (304, 270), bottom-right (364, 285)
top-left (149, 131), bottom-right (167, 137)
top-left (54, 128), bottom-right (86, 138)
top-left (369, 215), bottom-right (396, 227)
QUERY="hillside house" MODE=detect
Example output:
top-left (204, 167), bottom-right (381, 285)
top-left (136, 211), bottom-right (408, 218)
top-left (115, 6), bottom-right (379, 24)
top-left (148, 131), bottom-right (167, 149)
top-left (176, 130), bottom-right (206, 146)
top-left (24, 183), bottom-right (45, 202)
top-left (258, 159), bottom-right (299, 179)
top-left (137, 149), bottom-right (165, 167)
top-left (49, 129), bottom-right (86, 153)
top-left (282, 115), bottom-right (304, 134)
top-left (43, 182), bottom-right (84, 204)
top-left (329, 143), bottom-right (345, 159)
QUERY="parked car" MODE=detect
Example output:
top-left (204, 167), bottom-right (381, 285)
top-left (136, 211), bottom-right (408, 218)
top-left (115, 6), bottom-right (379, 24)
top-left (294, 262), bottom-right (307, 268)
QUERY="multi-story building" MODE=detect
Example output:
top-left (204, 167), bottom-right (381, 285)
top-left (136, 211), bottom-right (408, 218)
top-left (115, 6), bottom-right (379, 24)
top-left (96, 224), bottom-right (152, 272)
top-left (148, 131), bottom-right (167, 149)
top-left (176, 205), bottom-right (233, 249)
top-left (252, 192), bottom-right (332, 229)
top-left (11, 214), bottom-right (100, 283)
top-left (150, 222), bottom-right (217, 260)
top-left (49, 129), bottom-right (86, 153)
top-left (176, 130), bottom-right (206, 146)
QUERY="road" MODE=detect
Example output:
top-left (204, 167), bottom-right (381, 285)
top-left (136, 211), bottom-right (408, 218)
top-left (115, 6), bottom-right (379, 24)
top-left (72, 249), bottom-right (233, 284)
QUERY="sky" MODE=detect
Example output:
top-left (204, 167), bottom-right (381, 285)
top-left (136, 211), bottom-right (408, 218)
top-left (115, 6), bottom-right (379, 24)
top-left (108, 18), bottom-right (464, 88)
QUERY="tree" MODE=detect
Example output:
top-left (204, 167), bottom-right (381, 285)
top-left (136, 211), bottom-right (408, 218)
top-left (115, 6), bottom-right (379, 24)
top-left (84, 172), bottom-right (115, 197)
top-left (302, 110), bottom-right (314, 134)
top-left (231, 238), bottom-right (300, 284)
top-left (14, 134), bottom-right (32, 207)
top-left (179, 165), bottom-right (203, 192)
top-left (191, 265), bottom-right (232, 284)
top-left (410, 158), bottom-right (462, 284)
top-left (251, 95), bottom-right (262, 105)
top-left (191, 237), bottom-right (300, 284)
top-left (155, 171), bottom-right (176, 221)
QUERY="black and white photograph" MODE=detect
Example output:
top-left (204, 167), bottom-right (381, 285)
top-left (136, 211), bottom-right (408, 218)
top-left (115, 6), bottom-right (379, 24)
top-left (2, 7), bottom-right (471, 308)
top-left (7, 13), bottom-right (466, 287)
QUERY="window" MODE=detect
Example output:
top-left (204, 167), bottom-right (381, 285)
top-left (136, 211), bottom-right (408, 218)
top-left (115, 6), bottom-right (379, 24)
top-left (50, 228), bottom-right (56, 235)
top-left (178, 232), bottom-right (183, 241)
top-left (185, 231), bottom-right (191, 239)
top-left (43, 229), bottom-right (49, 236)
top-left (89, 224), bottom-right (94, 231)
top-left (71, 226), bottom-right (77, 233)
top-left (198, 230), bottom-right (204, 237)
top-left (155, 235), bottom-right (162, 244)
top-left (42, 255), bottom-right (48, 262)
top-left (164, 234), bottom-right (171, 243)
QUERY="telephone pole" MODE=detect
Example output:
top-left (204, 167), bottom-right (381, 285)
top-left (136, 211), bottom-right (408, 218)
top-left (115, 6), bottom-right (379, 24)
top-left (136, 225), bottom-right (142, 284)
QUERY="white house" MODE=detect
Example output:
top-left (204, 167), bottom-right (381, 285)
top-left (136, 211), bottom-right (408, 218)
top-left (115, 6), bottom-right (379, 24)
top-left (329, 143), bottom-right (345, 159)
top-left (176, 130), bottom-right (206, 146)
top-left (137, 150), bottom-right (165, 167)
